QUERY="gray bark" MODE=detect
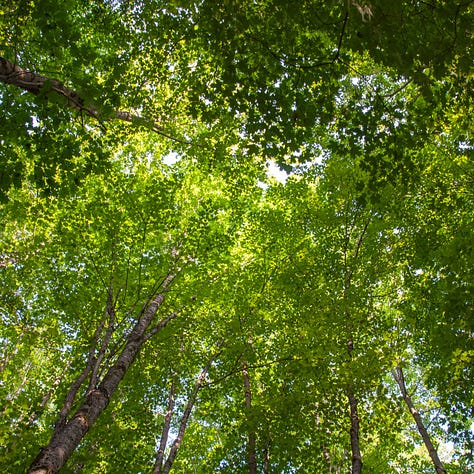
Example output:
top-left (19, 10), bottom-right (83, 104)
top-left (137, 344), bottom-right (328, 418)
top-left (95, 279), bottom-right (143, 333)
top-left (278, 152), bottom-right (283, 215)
top-left (392, 366), bottom-right (446, 474)
top-left (161, 354), bottom-right (216, 474)
top-left (28, 275), bottom-right (176, 474)
top-left (153, 376), bottom-right (176, 474)
top-left (0, 56), bottom-right (191, 144)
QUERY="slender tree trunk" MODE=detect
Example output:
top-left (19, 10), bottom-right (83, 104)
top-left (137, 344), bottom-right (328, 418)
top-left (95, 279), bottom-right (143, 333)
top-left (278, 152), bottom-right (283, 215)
top-left (0, 331), bottom-right (24, 373)
top-left (345, 312), bottom-right (362, 473)
top-left (28, 274), bottom-right (176, 474)
top-left (152, 376), bottom-right (176, 474)
top-left (342, 219), bottom-right (370, 474)
top-left (54, 311), bottom-right (109, 434)
top-left (161, 352), bottom-right (217, 474)
top-left (242, 362), bottom-right (257, 474)
top-left (1, 361), bottom-right (31, 419)
top-left (392, 366), bottom-right (446, 474)
top-left (28, 360), bottom-right (73, 426)
top-left (346, 334), bottom-right (362, 473)
top-left (263, 436), bottom-right (270, 474)
top-left (87, 287), bottom-right (116, 393)
top-left (347, 385), bottom-right (362, 474)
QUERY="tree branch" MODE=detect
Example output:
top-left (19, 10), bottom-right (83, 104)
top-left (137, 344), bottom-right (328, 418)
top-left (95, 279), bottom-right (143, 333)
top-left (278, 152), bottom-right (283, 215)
top-left (0, 56), bottom-right (191, 145)
top-left (28, 273), bottom-right (176, 474)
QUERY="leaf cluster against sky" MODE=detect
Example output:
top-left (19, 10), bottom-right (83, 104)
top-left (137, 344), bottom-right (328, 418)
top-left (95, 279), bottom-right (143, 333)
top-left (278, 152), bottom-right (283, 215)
top-left (0, 1), bottom-right (473, 473)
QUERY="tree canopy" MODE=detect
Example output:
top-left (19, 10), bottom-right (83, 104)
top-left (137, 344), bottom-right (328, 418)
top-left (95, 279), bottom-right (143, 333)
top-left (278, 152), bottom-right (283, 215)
top-left (1, 1), bottom-right (473, 473)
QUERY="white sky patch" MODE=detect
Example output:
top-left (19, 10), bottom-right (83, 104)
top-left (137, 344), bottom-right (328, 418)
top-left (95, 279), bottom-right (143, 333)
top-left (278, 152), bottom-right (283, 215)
top-left (266, 160), bottom-right (288, 183)
top-left (257, 160), bottom-right (290, 190)
top-left (162, 151), bottom-right (180, 166)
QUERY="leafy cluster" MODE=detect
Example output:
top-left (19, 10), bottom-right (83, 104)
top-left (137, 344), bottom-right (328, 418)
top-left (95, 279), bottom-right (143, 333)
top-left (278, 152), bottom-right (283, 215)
top-left (1, 1), bottom-right (473, 473)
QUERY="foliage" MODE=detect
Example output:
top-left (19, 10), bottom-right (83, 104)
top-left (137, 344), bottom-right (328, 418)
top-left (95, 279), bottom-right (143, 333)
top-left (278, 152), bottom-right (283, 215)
top-left (1, 1), bottom-right (473, 473)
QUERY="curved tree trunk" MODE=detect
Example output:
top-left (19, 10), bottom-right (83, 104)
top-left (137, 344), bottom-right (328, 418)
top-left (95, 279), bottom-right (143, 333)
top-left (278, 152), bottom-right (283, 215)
top-left (161, 350), bottom-right (218, 474)
top-left (153, 376), bottom-right (176, 474)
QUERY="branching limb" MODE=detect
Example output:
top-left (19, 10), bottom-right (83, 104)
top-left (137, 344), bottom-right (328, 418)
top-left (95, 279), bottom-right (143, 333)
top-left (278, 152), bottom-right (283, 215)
top-left (28, 272), bottom-right (176, 474)
top-left (53, 318), bottom-right (106, 435)
top-left (0, 56), bottom-right (191, 145)
top-left (88, 286), bottom-right (117, 392)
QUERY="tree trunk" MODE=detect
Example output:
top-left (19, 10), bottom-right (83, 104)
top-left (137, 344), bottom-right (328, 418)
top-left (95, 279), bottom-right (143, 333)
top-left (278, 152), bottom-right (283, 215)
top-left (263, 437), bottom-right (270, 474)
top-left (342, 219), bottom-right (370, 474)
top-left (161, 352), bottom-right (217, 474)
top-left (54, 312), bottom-right (109, 434)
top-left (242, 363), bottom-right (257, 474)
top-left (346, 329), bottom-right (362, 474)
top-left (28, 274), bottom-right (175, 474)
top-left (392, 366), bottom-right (446, 474)
top-left (153, 375), bottom-right (176, 474)
top-left (347, 386), bottom-right (362, 474)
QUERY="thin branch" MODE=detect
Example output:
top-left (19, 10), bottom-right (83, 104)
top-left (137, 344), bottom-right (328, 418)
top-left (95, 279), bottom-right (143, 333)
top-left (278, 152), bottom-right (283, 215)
top-left (29, 273), bottom-right (176, 473)
top-left (244, 10), bottom-right (347, 72)
top-left (382, 78), bottom-right (414, 99)
top-left (53, 320), bottom-right (106, 435)
top-left (88, 286), bottom-right (117, 392)
top-left (203, 356), bottom-right (299, 388)
top-left (143, 308), bottom-right (181, 342)
top-left (242, 361), bottom-right (257, 474)
top-left (334, 11), bottom-right (349, 62)
top-left (28, 359), bottom-right (73, 425)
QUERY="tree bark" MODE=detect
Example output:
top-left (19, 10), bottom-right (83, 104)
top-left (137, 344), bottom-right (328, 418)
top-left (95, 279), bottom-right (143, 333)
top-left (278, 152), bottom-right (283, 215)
top-left (0, 56), bottom-right (190, 143)
top-left (54, 313), bottom-right (108, 435)
top-left (263, 436), bottom-right (270, 474)
top-left (152, 375), bottom-right (176, 474)
top-left (347, 385), bottom-right (362, 474)
top-left (392, 366), bottom-right (447, 474)
top-left (0, 56), bottom-right (85, 109)
top-left (27, 274), bottom-right (175, 474)
top-left (161, 353), bottom-right (216, 474)
top-left (341, 218), bottom-right (369, 474)
top-left (87, 287), bottom-right (116, 393)
top-left (242, 362), bottom-right (257, 474)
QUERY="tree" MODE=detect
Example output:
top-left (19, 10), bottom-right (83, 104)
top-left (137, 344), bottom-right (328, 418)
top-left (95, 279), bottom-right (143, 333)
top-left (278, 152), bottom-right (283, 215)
top-left (1, 1), bottom-right (473, 472)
